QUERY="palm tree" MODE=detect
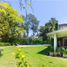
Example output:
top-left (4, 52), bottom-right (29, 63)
top-left (45, 18), bottom-right (59, 32)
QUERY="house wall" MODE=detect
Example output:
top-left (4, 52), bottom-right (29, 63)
top-left (58, 37), bottom-right (67, 47)
top-left (59, 24), bottom-right (67, 30)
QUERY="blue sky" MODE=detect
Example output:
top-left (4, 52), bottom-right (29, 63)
top-left (6, 0), bottom-right (67, 26)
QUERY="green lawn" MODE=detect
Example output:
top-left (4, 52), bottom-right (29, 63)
top-left (0, 46), bottom-right (67, 67)
top-left (0, 46), bottom-right (17, 67)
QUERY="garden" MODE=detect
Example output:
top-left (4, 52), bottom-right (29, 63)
top-left (0, 0), bottom-right (67, 67)
top-left (0, 46), bottom-right (67, 67)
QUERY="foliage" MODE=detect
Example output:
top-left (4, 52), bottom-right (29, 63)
top-left (24, 13), bottom-right (39, 37)
top-left (64, 49), bottom-right (67, 54)
top-left (21, 37), bottom-right (30, 45)
top-left (45, 18), bottom-right (59, 32)
top-left (57, 47), bottom-right (65, 53)
top-left (0, 3), bottom-right (24, 43)
top-left (18, 37), bottom-right (50, 45)
top-left (47, 46), bottom-right (65, 53)
top-left (16, 48), bottom-right (31, 67)
top-left (0, 46), bottom-right (67, 67)
top-left (39, 18), bottom-right (58, 43)
top-left (27, 13), bottom-right (39, 36)
top-left (32, 37), bottom-right (45, 44)
top-left (0, 1), bottom-right (39, 45)
top-left (39, 26), bottom-right (47, 41)
top-left (18, 46), bottom-right (67, 67)
top-left (24, 16), bottom-right (30, 36)
top-left (0, 42), bottom-right (10, 46)
top-left (0, 49), bottom-right (3, 57)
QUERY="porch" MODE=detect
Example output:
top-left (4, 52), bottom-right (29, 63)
top-left (47, 29), bottom-right (67, 52)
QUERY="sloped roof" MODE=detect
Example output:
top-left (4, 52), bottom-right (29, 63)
top-left (47, 29), bottom-right (67, 38)
top-left (59, 24), bottom-right (67, 26)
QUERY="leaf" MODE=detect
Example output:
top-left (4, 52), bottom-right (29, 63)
top-left (27, 2), bottom-right (31, 7)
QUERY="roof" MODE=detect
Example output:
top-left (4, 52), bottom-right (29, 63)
top-left (59, 24), bottom-right (67, 26)
top-left (47, 29), bottom-right (67, 38)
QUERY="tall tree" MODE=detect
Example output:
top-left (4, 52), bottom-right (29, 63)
top-left (39, 26), bottom-right (46, 41)
top-left (45, 18), bottom-right (58, 32)
top-left (18, 0), bottom-right (32, 37)
top-left (0, 3), bottom-right (24, 41)
top-left (39, 18), bottom-right (58, 41)
top-left (24, 16), bottom-right (30, 36)
top-left (2, 0), bottom-right (32, 37)
top-left (27, 13), bottom-right (39, 36)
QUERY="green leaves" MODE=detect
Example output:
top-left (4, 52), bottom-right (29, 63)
top-left (16, 48), bottom-right (31, 67)
top-left (39, 18), bottom-right (59, 41)
top-left (0, 3), bottom-right (24, 41)
top-left (27, 2), bottom-right (31, 7)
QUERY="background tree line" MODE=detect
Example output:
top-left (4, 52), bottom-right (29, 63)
top-left (0, 0), bottom-right (59, 45)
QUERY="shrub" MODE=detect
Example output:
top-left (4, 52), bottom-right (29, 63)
top-left (32, 37), bottom-right (50, 44)
top-left (0, 42), bottom-right (10, 46)
top-left (57, 47), bottom-right (65, 53)
top-left (0, 49), bottom-right (3, 57)
top-left (15, 48), bottom-right (31, 67)
top-left (64, 48), bottom-right (67, 54)
top-left (47, 46), bottom-right (54, 52)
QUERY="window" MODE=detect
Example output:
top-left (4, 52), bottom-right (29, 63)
top-left (63, 38), bottom-right (67, 46)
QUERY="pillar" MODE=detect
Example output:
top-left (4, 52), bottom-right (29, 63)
top-left (54, 34), bottom-right (57, 52)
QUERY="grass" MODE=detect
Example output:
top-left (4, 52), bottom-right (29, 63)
top-left (0, 46), bottom-right (67, 67)
top-left (0, 46), bottom-right (17, 67)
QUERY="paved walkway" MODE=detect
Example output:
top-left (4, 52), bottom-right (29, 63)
top-left (16, 44), bottom-right (50, 47)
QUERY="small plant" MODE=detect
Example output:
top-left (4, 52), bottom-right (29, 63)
top-left (0, 49), bottom-right (3, 57)
top-left (16, 48), bottom-right (31, 67)
top-left (56, 47), bottom-right (65, 57)
top-left (64, 48), bottom-right (67, 54)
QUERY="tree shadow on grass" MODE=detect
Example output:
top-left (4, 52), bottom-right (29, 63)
top-left (38, 46), bottom-right (53, 56)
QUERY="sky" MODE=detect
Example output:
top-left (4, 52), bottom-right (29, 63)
top-left (4, 0), bottom-right (67, 26)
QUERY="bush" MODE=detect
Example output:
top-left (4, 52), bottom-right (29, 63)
top-left (57, 47), bottom-right (65, 53)
top-left (0, 42), bottom-right (10, 46)
top-left (13, 37), bottom-right (50, 45)
top-left (48, 47), bottom-right (65, 57)
top-left (32, 37), bottom-right (42, 44)
top-left (0, 49), bottom-right (3, 57)
top-left (15, 48), bottom-right (31, 67)
top-left (64, 48), bottom-right (67, 54)
top-left (32, 37), bottom-right (50, 44)
top-left (47, 46), bottom-right (54, 52)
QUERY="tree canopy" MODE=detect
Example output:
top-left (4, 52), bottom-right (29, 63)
top-left (24, 13), bottom-right (39, 37)
top-left (39, 18), bottom-right (58, 41)
top-left (0, 3), bottom-right (24, 41)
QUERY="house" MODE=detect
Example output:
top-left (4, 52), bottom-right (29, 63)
top-left (47, 24), bottom-right (67, 52)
